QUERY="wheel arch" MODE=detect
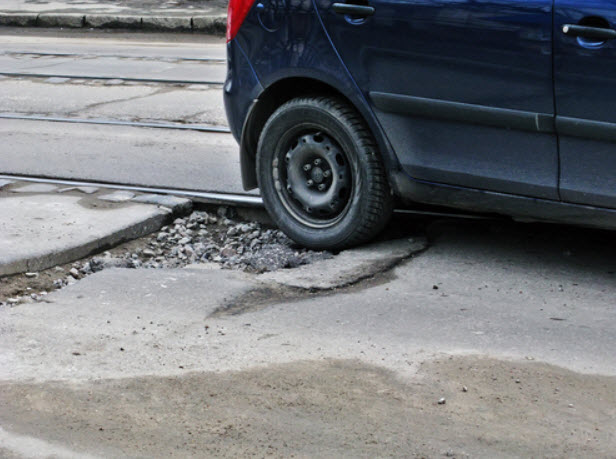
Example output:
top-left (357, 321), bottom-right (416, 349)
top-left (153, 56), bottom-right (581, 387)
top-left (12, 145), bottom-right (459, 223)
top-left (239, 76), bottom-right (400, 191)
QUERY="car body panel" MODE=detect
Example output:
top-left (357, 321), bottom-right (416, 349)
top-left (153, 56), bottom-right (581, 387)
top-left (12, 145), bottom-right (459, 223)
top-left (223, 0), bottom-right (616, 231)
top-left (225, 0), bottom-right (403, 190)
top-left (315, 0), bottom-right (559, 200)
top-left (390, 169), bottom-right (616, 229)
top-left (554, 0), bottom-right (616, 209)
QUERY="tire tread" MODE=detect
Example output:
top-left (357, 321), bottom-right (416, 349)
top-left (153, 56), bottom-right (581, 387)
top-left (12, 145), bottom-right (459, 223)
top-left (257, 95), bottom-right (393, 250)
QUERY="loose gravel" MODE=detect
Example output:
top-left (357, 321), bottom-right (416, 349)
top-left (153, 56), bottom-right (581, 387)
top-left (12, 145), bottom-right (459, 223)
top-left (90, 206), bottom-right (332, 273)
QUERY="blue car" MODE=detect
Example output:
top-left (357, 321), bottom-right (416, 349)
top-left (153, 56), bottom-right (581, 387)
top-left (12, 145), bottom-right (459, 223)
top-left (224, 0), bottom-right (616, 250)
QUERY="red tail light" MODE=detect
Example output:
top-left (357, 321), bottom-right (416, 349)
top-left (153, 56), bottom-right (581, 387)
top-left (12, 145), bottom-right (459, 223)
top-left (227, 0), bottom-right (256, 42)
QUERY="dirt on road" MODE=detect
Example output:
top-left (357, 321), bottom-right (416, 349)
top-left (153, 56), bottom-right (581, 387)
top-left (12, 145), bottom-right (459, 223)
top-left (1, 355), bottom-right (614, 458)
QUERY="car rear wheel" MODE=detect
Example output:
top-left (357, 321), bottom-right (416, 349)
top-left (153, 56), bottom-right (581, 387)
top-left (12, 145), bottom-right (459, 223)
top-left (256, 96), bottom-right (393, 250)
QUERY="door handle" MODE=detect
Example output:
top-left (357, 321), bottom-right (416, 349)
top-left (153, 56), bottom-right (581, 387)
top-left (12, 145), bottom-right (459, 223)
top-left (332, 3), bottom-right (375, 17)
top-left (562, 24), bottom-right (616, 41)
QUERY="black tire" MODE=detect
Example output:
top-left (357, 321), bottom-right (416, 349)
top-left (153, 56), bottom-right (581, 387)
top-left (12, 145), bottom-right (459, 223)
top-left (256, 96), bottom-right (393, 250)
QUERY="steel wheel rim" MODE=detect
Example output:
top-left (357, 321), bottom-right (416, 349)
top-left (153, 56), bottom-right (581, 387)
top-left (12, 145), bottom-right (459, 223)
top-left (273, 129), bottom-right (354, 229)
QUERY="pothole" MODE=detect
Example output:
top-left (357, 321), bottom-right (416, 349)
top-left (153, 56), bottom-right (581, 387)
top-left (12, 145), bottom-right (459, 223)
top-left (0, 205), bottom-right (332, 305)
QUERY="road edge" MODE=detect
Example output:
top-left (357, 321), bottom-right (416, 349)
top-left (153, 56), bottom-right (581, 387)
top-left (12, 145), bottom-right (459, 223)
top-left (0, 12), bottom-right (226, 35)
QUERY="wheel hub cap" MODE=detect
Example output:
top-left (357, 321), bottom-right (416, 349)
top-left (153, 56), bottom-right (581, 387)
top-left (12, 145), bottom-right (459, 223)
top-left (311, 167), bottom-right (324, 184)
top-left (281, 132), bottom-right (351, 220)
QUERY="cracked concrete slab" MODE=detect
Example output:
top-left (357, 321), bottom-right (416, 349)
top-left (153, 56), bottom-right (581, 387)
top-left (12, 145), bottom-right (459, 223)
top-left (0, 119), bottom-right (246, 194)
top-left (76, 87), bottom-right (227, 127)
top-left (3, 220), bottom-right (616, 385)
top-left (0, 180), bottom-right (14, 190)
top-left (0, 53), bottom-right (225, 86)
top-left (0, 267), bottom-right (255, 382)
top-left (132, 193), bottom-right (193, 213)
top-left (0, 211), bottom-right (614, 456)
top-left (0, 193), bottom-right (184, 276)
top-left (0, 80), bottom-right (157, 116)
top-left (10, 183), bottom-right (58, 193)
top-left (257, 237), bottom-right (428, 290)
top-left (0, 80), bottom-right (227, 127)
top-left (0, 33), bottom-right (226, 61)
top-left (58, 186), bottom-right (99, 194)
top-left (98, 190), bottom-right (135, 202)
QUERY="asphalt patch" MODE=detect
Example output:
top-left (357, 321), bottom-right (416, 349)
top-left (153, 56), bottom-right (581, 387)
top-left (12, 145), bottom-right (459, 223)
top-left (1, 356), bottom-right (614, 458)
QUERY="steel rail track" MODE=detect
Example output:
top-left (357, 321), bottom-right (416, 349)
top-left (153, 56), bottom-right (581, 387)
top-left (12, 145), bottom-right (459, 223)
top-left (0, 174), bottom-right (263, 207)
top-left (0, 72), bottom-right (224, 85)
top-left (0, 174), bottom-right (490, 220)
top-left (0, 113), bottom-right (232, 133)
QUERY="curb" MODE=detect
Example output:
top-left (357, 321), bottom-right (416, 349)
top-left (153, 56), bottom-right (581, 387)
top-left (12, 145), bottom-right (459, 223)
top-left (0, 209), bottom-right (169, 277)
top-left (0, 182), bottom-right (193, 277)
top-left (0, 12), bottom-right (226, 35)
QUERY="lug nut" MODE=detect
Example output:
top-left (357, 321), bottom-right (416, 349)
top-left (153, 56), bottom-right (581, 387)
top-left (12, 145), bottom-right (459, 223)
top-left (323, 170), bottom-right (331, 178)
top-left (303, 164), bottom-right (312, 171)
top-left (314, 158), bottom-right (322, 166)
top-left (318, 184), bottom-right (326, 191)
top-left (306, 179), bottom-right (314, 187)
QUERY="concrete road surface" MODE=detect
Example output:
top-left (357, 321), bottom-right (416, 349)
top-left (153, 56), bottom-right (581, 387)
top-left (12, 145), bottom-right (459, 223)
top-left (0, 119), bottom-right (244, 193)
top-left (1, 218), bottom-right (615, 457)
top-left (0, 29), bottom-right (226, 59)
top-left (0, 53), bottom-right (225, 84)
top-left (1, 27), bottom-right (616, 458)
top-left (0, 80), bottom-right (227, 125)
top-left (0, 29), bottom-right (235, 193)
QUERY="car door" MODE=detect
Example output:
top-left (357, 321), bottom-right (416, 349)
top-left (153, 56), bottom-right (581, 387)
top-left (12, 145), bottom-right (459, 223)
top-left (554, 0), bottom-right (616, 209)
top-left (315, 0), bottom-right (559, 199)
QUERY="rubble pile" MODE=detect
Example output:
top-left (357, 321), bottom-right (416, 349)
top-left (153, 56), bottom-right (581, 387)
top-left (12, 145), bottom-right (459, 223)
top-left (62, 207), bottom-right (330, 282)
top-left (118, 208), bottom-right (330, 272)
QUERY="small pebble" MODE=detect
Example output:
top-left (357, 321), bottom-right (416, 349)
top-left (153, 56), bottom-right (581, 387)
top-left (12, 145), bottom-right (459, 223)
top-left (438, 397), bottom-right (446, 405)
